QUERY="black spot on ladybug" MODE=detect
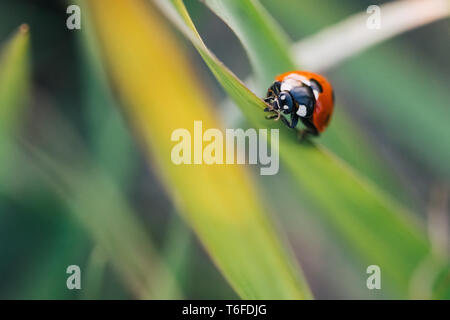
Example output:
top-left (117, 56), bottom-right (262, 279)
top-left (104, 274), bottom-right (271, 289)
top-left (309, 79), bottom-right (323, 93)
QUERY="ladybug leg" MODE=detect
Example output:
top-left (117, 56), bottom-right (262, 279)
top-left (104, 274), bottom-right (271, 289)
top-left (297, 128), bottom-right (318, 141)
top-left (264, 96), bottom-right (280, 113)
top-left (265, 112), bottom-right (280, 120)
top-left (263, 102), bottom-right (275, 112)
top-left (279, 115), bottom-right (292, 128)
top-left (298, 118), bottom-right (319, 141)
top-left (264, 99), bottom-right (280, 118)
top-left (297, 129), bottom-right (309, 141)
top-left (265, 111), bottom-right (295, 129)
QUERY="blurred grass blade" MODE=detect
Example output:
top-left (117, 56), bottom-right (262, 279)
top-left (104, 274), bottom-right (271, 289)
top-left (0, 25), bottom-right (30, 189)
top-left (76, 0), bottom-right (138, 186)
top-left (0, 24), bottom-right (29, 133)
top-left (25, 143), bottom-right (179, 299)
top-left (0, 28), bottom-right (86, 299)
top-left (332, 49), bottom-right (450, 179)
top-left (85, 0), bottom-right (311, 299)
top-left (162, 213), bottom-right (193, 293)
top-left (76, 3), bottom-right (179, 298)
top-left (294, 0), bottom-right (450, 71)
top-left (81, 246), bottom-right (107, 299)
top-left (159, 0), bottom-right (447, 296)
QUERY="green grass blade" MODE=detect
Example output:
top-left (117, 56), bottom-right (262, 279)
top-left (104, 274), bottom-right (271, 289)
top-left (161, 0), bottom-right (446, 297)
top-left (333, 48), bottom-right (450, 179)
top-left (0, 25), bottom-right (30, 190)
top-left (203, 0), bottom-right (294, 86)
top-left (75, 0), bottom-right (138, 186)
top-left (24, 144), bottom-right (179, 299)
top-left (81, 246), bottom-right (107, 299)
top-left (75, 4), bottom-right (180, 298)
top-left (85, 0), bottom-right (312, 299)
top-left (0, 25), bottom-right (29, 133)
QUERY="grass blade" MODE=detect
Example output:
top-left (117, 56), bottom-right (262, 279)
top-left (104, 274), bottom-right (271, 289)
top-left (0, 23), bottom-right (178, 296)
top-left (25, 143), bottom-right (179, 299)
top-left (85, 0), bottom-right (311, 299)
top-left (0, 25), bottom-right (29, 133)
top-left (0, 25), bottom-right (30, 191)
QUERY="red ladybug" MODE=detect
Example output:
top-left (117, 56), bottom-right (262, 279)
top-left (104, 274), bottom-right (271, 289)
top-left (264, 71), bottom-right (334, 136)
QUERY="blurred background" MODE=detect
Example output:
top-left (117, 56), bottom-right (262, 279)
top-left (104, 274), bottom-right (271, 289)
top-left (0, 0), bottom-right (448, 299)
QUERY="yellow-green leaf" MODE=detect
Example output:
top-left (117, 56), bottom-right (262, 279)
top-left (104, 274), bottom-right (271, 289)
top-left (85, 0), bottom-right (311, 299)
top-left (0, 25), bottom-right (29, 133)
top-left (0, 25), bottom-right (30, 187)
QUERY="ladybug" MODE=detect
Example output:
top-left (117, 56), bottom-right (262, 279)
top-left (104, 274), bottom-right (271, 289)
top-left (264, 71), bottom-right (334, 136)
